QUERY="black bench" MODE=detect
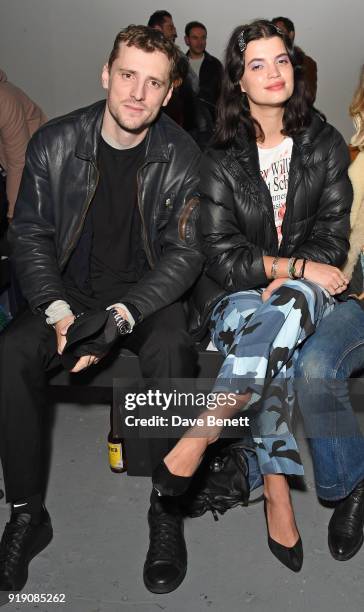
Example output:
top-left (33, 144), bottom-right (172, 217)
top-left (49, 347), bottom-right (224, 476)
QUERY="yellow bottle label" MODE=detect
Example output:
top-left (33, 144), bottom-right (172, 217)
top-left (108, 441), bottom-right (124, 470)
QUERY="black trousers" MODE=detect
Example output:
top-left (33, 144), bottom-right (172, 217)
top-left (0, 302), bottom-right (198, 502)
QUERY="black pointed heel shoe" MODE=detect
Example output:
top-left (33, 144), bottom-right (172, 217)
top-left (152, 461), bottom-right (193, 497)
top-left (264, 498), bottom-right (303, 572)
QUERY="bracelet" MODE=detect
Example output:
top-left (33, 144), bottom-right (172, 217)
top-left (271, 256), bottom-right (279, 279)
top-left (288, 257), bottom-right (296, 279)
top-left (288, 257), bottom-right (307, 280)
top-left (300, 258), bottom-right (307, 278)
top-left (292, 257), bottom-right (304, 279)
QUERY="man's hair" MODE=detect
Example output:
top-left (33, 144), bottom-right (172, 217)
top-left (147, 10), bottom-right (172, 29)
top-left (185, 21), bottom-right (207, 37)
top-left (271, 16), bottom-right (295, 34)
top-left (107, 25), bottom-right (180, 84)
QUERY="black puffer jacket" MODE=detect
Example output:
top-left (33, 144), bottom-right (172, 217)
top-left (190, 111), bottom-right (353, 337)
top-left (10, 100), bottom-right (204, 320)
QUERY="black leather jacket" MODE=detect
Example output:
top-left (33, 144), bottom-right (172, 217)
top-left (190, 112), bottom-right (353, 337)
top-left (10, 100), bottom-right (204, 319)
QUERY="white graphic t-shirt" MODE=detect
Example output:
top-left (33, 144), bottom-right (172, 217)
top-left (258, 137), bottom-right (293, 245)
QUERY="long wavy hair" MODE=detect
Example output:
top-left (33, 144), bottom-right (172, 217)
top-left (350, 65), bottom-right (364, 150)
top-left (214, 19), bottom-right (313, 148)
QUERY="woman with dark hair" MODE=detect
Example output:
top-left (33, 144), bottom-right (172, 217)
top-left (153, 20), bottom-right (352, 572)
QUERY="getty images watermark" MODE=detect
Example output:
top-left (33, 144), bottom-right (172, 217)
top-left (120, 390), bottom-right (250, 431)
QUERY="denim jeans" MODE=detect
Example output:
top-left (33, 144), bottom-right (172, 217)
top-left (246, 449), bottom-right (263, 491)
top-left (295, 300), bottom-right (364, 500)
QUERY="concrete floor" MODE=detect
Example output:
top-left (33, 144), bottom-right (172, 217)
top-left (1, 402), bottom-right (364, 612)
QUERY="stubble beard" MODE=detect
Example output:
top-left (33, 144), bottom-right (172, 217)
top-left (109, 104), bottom-right (157, 135)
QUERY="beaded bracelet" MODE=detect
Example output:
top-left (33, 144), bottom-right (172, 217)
top-left (288, 257), bottom-right (296, 279)
top-left (292, 257), bottom-right (302, 279)
top-left (294, 258), bottom-right (308, 279)
top-left (271, 256), bottom-right (280, 279)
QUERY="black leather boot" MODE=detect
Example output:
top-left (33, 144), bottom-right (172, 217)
top-left (0, 509), bottom-right (53, 599)
top-left (328, 479), bottom-right (364, 561)
top-left (143, 491), bottom-right (187, 594)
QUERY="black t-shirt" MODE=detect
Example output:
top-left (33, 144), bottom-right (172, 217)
top-left (63, 135), bottom-right (148, 311)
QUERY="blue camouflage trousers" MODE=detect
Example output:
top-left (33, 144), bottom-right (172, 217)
top-left (210, 280), bottom-right (335, 476)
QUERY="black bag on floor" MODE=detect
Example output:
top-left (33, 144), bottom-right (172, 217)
top-left (180, 440), bottom-right (263, 521)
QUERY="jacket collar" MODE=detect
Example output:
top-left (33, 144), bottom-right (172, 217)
top-left (222, 110), bottom-right (324, 185)
top-left (75, 100), bottom-right (105, 161)
top-left (75, 100), bottom-right (170, 164)
top-left (144, 113), bottom-right (170, 163)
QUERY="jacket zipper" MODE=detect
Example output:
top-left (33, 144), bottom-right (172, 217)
top-left (136, 165), bottom-right (155, 269)
top-left (278, 146), bottom-right (300, 255)
top-left (59, 161), bottom-right (99, 270)
top-left (255, 173), bottom-right (278, 251)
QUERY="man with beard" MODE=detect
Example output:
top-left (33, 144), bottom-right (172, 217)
top-left (0, 25), bottom-right (203, 597)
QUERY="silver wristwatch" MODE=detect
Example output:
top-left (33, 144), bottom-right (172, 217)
top-left (110, 308), bottom-right (132, 335)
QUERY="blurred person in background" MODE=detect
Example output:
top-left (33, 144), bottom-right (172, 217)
top-left (0, 69), bottom-right (47, 221)
top-left (272, 17), bottom-right (317, 103)
top-left (182, 21), bottom-right (223, 149)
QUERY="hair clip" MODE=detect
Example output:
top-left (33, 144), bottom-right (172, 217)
top-left (273, 24), bottom-right (284, 36)
top-left (237, 29), bottom-right (246, 53)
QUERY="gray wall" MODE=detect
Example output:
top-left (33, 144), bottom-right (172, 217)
top-left (1, 0), bottom-right (363, 141)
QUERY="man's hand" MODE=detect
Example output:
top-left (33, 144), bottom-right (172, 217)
top-left (54, 315), bottom-right (103, 372)
top-left (70, 354), bottom-right (102, 373)
top-left (262, 278), bottom-right (289, 302)
top-left (54, 314), bottom-right (76, 355)
top-left (69, 305), bottom-right (132, 372)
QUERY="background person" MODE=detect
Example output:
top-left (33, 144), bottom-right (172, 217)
top-left (147, 9), bottom-right (177, 42)
top-left (0, 70), bottom-right (47, 315)
top-left (295, 64), bottom-right (364, 563)
top-left (0, 69), bottom-right (47, 220)
top-left (272, 16), bottom-right (317, 103)
top-left (148, 10), bottom-right (188, 125)
top-left (182, 20), bottom-right (223, 149)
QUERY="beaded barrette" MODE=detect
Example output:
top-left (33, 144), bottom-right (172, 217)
top-left (237, 29), bottom-right (246, 52)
